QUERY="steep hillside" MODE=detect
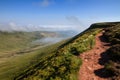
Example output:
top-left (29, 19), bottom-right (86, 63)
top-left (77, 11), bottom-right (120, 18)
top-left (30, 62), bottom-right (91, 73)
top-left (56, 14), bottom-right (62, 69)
top-left (14, 24), bottom-right (103, 80)
top-left (14, 22), bottom-right (120, 80)
top-left (79, 22), bottom-right (120, 80)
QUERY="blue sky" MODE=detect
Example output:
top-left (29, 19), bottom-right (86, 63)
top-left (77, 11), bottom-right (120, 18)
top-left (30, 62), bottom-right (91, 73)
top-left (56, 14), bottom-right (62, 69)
top-left (0, 0), bottom-right (120, 31)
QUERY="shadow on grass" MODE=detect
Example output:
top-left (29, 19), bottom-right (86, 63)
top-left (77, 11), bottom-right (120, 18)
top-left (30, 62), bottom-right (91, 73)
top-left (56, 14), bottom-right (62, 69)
top-left (94, 68), bottom-right (114, 78)
top-left (94, 35), bottom-right (114, 78)
top-left (94, 50), bottom-right (115, 79)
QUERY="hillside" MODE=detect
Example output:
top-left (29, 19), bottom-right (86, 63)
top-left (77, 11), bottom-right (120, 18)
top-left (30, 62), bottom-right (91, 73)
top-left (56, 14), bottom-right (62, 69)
top-left (0, 41), bottom-right (67, 80)
top-left (0, 31), bottom-right (66, 80)
top-left (0, 31), bottom-right (60, 55)
top-left (79, 23), bottom-right (120, 80)
top-left (102, 24), bottom-right (120, 80)
top-left (0, 22), bottom-right (120, 80)
top-left (14, 22), bottom-right (120, 80)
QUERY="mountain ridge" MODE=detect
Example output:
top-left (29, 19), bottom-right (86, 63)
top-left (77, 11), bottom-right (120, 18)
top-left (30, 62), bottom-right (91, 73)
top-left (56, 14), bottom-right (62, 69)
top-left (13, 22), bottom-right (109, 80)
top-left (3, 22), bottom-right (120, 80)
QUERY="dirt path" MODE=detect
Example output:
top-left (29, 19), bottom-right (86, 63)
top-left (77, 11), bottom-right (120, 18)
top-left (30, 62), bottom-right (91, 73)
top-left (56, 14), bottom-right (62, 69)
top-left (78, 32), bottom-right (111, 80)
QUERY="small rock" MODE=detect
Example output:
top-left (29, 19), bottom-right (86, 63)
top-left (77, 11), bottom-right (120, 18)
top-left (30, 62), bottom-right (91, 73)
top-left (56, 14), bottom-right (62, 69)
top-left (87, 66), bottom-right (92, 71)
top-left (85, 59), bottom-right (88, 62)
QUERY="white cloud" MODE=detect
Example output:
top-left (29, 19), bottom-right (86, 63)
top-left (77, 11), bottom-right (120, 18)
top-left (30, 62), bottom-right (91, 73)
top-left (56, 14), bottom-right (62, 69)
top-left (9, 22), bottom-right (16, 27)
top-left (37, 24), bottom-right (78, 31)
top-left (9, 22), bottom-right (19, 31)
top-left (0, 22), bottom-right (84, 32)
top-left (41, 0), bottom-right (50, 7)
top-left (0, 23), bottom-right (12, 31)
top-left (66, 16), bottom-right (86, 31)
top-left (33, 0), bottom-right (54, 7)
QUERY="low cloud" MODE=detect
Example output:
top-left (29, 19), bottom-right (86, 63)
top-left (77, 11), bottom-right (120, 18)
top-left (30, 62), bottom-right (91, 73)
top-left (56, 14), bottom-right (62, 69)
top-left (0, 18), bottom-right (88, 32)
top-left (0, 22), bottom-right (77, 32)
top-left (9, 22), bottom-right (16, 27)
top-left (0, 22), bottom-right (27, 32)
top-left (8, 22), bottom-right (23, 31)
top-left (9, 22), bottom-right (18, 31)
top-left (0, 23), bottom-right (13, 31)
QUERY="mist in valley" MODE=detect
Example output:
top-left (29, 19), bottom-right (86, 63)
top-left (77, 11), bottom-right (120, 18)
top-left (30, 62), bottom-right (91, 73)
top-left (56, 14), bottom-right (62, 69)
top-left (0, 21), bottom-right (81, 46)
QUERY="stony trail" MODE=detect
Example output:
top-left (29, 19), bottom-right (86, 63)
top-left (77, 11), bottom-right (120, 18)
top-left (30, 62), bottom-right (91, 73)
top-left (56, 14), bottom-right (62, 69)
top-left (78, 32), bottom-right (111, 80)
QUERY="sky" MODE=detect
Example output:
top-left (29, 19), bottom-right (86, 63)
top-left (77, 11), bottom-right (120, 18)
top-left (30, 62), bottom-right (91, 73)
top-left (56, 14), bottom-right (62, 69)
top-left (0, 0), bottom-right (120, 31)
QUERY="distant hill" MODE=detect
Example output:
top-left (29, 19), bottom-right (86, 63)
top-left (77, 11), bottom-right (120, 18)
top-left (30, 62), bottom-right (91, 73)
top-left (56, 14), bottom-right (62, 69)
top-left (0, 31), bottom-right (58, 53)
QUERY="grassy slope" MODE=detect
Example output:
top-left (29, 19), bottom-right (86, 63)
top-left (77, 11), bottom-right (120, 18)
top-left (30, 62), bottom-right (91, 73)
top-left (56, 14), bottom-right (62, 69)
top-left (1, 22), bottom-right (119, 80)
top-left (0, 31), bottom-right (58, 55)
top-left (15, 22), bottom-right (120, 80)
top-left (0, 31), bottom-right (42, 54)
top-left (0, 31), bottom-right (66, 80)
top-left (15, 25), bottom-right (103, 80)
top-left (0, 39), bottom-right (66, 80)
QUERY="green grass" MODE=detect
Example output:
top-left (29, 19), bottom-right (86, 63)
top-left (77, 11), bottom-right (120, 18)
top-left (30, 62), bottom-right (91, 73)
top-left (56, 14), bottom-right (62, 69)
top-left (15, 27), bottom-right (102, 80)
top-left (2, 22), bottom-right (118, 80)
top-left (0, 39), bottom-right (66, 80)
top-left (0, 31), bottom-right (42, 55)
top-left (0, 31), bottom-right (66, 80)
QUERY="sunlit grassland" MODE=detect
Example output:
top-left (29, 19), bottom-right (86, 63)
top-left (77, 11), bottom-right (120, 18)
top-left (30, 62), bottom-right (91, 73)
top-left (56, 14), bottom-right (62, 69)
top-left (15, 27), bottom-right (103, 80)
top-left (0, 35), bottom-right (67, 80)
top-left (0, 31), bottom-right (41, 55)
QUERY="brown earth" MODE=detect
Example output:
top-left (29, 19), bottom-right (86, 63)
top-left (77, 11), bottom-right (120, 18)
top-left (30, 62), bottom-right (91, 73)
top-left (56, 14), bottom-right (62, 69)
top-left (78, 31), bottom-right (111, 80)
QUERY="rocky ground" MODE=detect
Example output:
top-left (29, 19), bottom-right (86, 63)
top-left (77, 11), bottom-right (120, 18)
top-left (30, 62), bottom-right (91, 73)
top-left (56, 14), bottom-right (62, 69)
top-left (79, 32), bottom-right (111, 80)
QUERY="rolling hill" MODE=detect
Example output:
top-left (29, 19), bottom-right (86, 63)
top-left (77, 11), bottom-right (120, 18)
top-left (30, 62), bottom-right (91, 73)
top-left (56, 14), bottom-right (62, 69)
top-left (0, 31), bottom-right (67, 80)
top-left (0, 31), bottom-right (63, 56)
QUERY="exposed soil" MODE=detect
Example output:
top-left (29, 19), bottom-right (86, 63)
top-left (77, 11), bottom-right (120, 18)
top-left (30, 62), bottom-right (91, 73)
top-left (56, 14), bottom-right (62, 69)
top-left (78, 31), bottom-right (111, 80)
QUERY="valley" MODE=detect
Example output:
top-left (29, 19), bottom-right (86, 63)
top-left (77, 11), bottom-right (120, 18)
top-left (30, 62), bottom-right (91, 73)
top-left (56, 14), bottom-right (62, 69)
top-left (0, 30), bottom-right (71, 80)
